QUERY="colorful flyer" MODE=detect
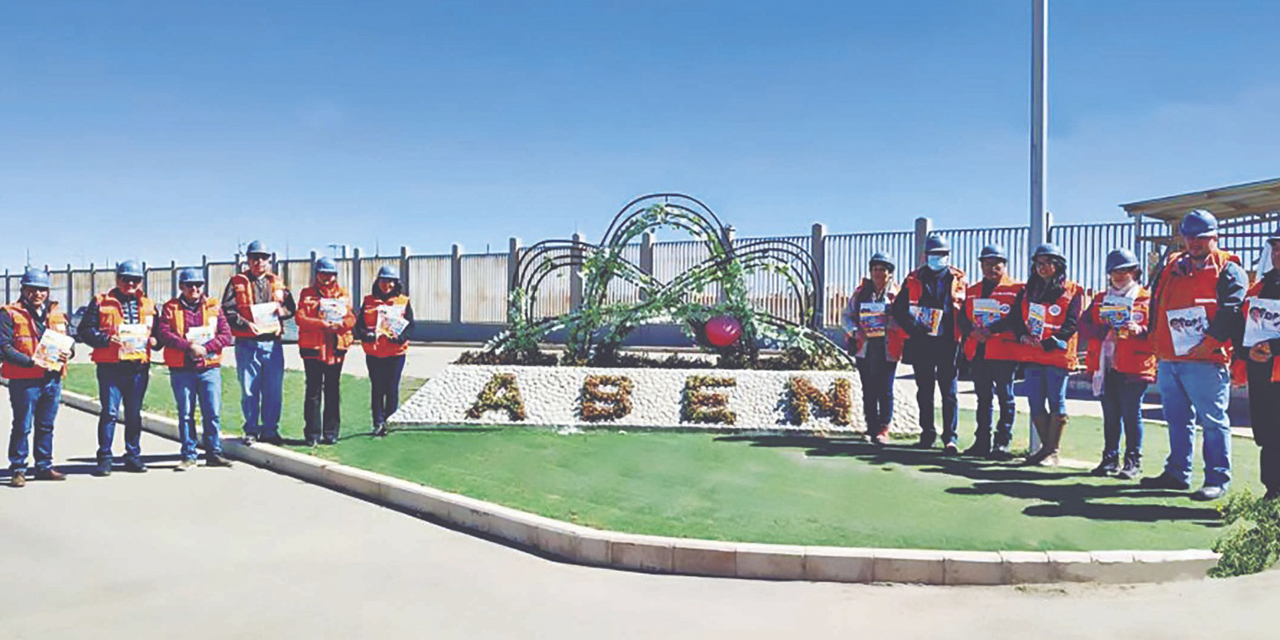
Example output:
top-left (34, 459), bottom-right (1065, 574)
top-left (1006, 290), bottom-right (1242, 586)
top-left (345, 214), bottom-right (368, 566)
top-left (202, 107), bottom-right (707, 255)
top-left (859, 301), bottom-right (887, 338)
top-left (185, 323), bottom-right (215, 347)
top-left (1244, 297), bottom-right (1280, 347)
top-left (32, 330), bottom-right (74, 370)
top-left (1166, 305), bottom-right (1209, 356)
top-left (910, 305), bottom-right (943, 337)
top-left (971, 298), bottom-right (1004, 328)
top-left (250, 301), bottom-right (281, 334)
top-left (1098, 294), bottom-right (1133, 328)
top-left (377, 305), bottom-right (409, 338)
top-left (116, 323), bottom-right (150, 360)
top-left (1026, 303), bottom-right (1047, 341)
top-left (320, 297), bottom-right (348, 324)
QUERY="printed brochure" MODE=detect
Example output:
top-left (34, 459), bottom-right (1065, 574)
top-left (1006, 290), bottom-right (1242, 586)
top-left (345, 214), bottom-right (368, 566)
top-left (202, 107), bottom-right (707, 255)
top-left (859, 302), bottom-right (887, 338)
top-left (909, 305), bottom-right (943, 337)
top-left (1244, 297), bottom-right (1280, 347)
top-left (1166, 305), bottom-right (1209, 357)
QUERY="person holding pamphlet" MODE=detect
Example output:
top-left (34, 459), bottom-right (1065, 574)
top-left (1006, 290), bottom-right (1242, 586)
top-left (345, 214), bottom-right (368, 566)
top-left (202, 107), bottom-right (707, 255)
top-left (891, 235), bottom-right (967, 453)
top-left (957, 244), bottom-right (1024, 460)
top-left (1142, 210), bottom-right (1245, 501)
top-left (1010, 243), bottom-right (1084, 466)
top-left (1235, 228), bottom-right (1280, 500)
top-left (356, 265), bottom-right (415, 437)
top-left (295, 257), bottom-right (356, 446)
top-left (1080, 249), bottom-right (1156, 479)
top-left (156, 268), bottom-right (235, 470)
top-left (841, 252), bottom-right (900, 445)
top-left (222, 240), bottom-right (296, 445)
top-left (76, 260), bottom-right (157, 476)
top-left (0, 268), bottom-right (72, 487)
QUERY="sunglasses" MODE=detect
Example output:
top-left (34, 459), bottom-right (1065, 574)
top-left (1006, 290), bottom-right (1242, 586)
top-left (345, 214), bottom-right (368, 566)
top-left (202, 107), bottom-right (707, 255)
top-left (120, 276), bottom-right (143, 285)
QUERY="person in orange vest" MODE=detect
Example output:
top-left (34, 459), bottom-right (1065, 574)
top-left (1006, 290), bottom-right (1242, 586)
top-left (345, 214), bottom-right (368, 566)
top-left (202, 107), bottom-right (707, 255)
top-left (76, 260), bottom-right (158, 476)
top-left (355, 265), bottom-right (415, 437)
top-left (891, 234), bottom-right (967, 453)
top-left (1010, 243), bottom-right (1084, 466)
top-left (1141, 210), bottom-right (1246, 501)
top-left (1080, 249), bottom-right (1156, 479)
top-left (957, 244), bottom-right (1023, 460)
top-left (0, 268), bottom-right (72, 487)
top-left (841, 252), bottom-right (901, 445)
top-left (1238, 228), bottom-right (1280, 500)
top-left (294, 257), bottom-right (356, 446)
top-left (221, 240), bottom-right (296, 445)
top-left (156, 267), bottom-right (235, 470)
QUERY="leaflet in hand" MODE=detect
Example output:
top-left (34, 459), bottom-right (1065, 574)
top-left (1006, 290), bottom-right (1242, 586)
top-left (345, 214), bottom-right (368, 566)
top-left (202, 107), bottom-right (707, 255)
top-left (1244, 297), bottom-right (1280, 347)
top-left (250, 302), bottom-right (281, 334)
top-left (1098, 295), bottom-right (1133, 329)
top-left (116, 323), bottom-right (150, 360)
top-left (910, 305), bottom-right (943, 337)
top-left (319, 297), bottom-right (348, 324)
top-left (859, 302), bottom-right (887, 338)
top-left (185, 323), bottom-right (215, 347)
top-left (971, 298), bottom-right (1004, 328)
top-left (1166, 305), bottom-right (1209, 356)
top-left (377, 305), bottom-right (409, 338)
top-left (32, 331), bottom-right (74, 370)
top-left (1026, 303), bottom-right (1047, 341)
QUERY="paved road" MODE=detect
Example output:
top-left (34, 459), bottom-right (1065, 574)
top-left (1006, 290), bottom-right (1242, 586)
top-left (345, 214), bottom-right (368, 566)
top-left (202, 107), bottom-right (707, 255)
top-left (2, 386), bottom-right (1277, 639)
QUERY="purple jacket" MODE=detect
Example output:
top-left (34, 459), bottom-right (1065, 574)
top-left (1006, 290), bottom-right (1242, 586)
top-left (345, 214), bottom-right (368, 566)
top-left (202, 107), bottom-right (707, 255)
top-left (155, 295), bottom-right (234, 370)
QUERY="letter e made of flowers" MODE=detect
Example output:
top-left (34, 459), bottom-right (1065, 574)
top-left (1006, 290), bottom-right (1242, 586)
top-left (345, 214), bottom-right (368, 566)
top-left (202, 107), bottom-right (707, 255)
top-left (681, 375), bottom-right (737, 425)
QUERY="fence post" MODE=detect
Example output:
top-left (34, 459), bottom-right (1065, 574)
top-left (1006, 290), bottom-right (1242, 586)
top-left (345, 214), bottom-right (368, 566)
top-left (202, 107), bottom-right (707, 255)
top-left (506, 236), bottom-right (521, 312)
top-left (352, 247), bottom-right (363, 299)
top-left (400, 245), bottom-right (411, 295)
top-left (450, 244), bottom-right (463, 324)
top-left (811, 223), bottom-right (827, 328)
top-left (913, 217), bottom-right (933, 270)
top-left (201, 255), bottom-right (209, 290)
top-left (88, 263), bottom-right (95, 300)
top-left (570, 233), bottom-right (584, 311)
top-left (170, 260), bottom-right (178, 300)
top-left (4, 268), bottom-right (9, 304)
top-left (65, 263), bottom-right (73, 308)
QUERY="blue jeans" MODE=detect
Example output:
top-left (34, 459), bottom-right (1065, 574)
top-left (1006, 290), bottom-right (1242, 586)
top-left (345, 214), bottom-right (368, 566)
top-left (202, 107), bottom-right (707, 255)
top-left (171, 367), bottom-right (224, 460)
top-left (1100, 369), bottom-right (1146, 457)
top-left (1158, 360), bottom-right (1232, 488)
top-left (972, 358), bottom-right (1016, 448)
top-left (1023, 363), bottom-right (1068, 417)
top-left (7, 376), bottom-right (62, 473)
top-left (235, 339), bottom-right (285, 438)
top-left (96, 363), bottom-right (150, 465)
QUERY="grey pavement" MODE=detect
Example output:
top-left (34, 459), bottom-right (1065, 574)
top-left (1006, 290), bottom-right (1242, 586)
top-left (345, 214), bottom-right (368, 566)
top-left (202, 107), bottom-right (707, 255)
top-left (2, 385), bottom-right (1279, 639)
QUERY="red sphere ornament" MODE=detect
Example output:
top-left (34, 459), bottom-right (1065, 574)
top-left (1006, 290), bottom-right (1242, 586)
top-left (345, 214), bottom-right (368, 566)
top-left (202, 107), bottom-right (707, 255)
top-left (705, 316), bottom-right (743, 347)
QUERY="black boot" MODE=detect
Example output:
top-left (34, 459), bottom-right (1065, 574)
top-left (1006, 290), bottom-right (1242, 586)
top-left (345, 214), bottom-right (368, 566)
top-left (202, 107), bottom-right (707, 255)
top-left (1090, 451), bottom-right (1120, 477)
top-left (962, 437), bottom-right (991, 458)
top-left (1116, 449), bottom-right (1142, 480)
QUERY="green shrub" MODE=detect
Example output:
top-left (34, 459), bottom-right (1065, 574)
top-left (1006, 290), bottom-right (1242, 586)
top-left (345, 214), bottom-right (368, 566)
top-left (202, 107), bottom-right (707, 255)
top-left (1210, 490), bottom-right (1280, 577)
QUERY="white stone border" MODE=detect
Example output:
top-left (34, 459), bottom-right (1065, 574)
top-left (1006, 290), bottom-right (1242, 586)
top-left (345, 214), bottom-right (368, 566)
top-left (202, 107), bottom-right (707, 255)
top-left (33, 384), bottom-right (1219, 585)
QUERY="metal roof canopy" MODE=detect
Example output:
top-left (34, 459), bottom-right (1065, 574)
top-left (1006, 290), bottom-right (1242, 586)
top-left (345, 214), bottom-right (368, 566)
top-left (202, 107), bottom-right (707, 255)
top-left (1121, 177), bottom-right (1280, 222)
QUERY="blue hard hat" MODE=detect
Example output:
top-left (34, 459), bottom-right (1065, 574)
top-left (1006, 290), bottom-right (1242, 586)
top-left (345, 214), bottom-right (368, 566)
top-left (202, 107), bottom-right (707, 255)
top-left (1032, 242), bottom-right (1065, 263)
top-left (245, 240), bottom-right (270, 257)
top-left (978, 243), bottom-right (1007, 262)
top-left (116, 260), bottom-right (144, 278)
top-left (1106, 248), bottom-right (1140, 272)
top-left (924, 234), bottom-right (950, 254)
top-left (1179, 209), bottom-right (1218, 239)
top-left (314, 256), bottom-right (339, 275)
top-left (177, 267), bottom-right (205, 285)
top-left (376, 265), bottom-right (401, 281)
top-left (19, 267), bottom-right (50, 289)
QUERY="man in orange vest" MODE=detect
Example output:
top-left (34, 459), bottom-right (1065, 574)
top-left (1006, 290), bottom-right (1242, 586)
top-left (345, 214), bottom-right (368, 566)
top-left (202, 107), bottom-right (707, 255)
top-left (1237, 229), bottom-right (1280, 500)
top-left (891, 234), bottom-right (967, 453)
top-left (76, 260), bottom-right (158, 476)
top-left (1, 268), bottom-right (72, 487)
top-left (958, 244), bottom-right (1023, 460)
top-left (221, 240), bottom-right (296, 445)
top-left (156, 267), bottom-right (235, 470)
top-left (1141, 210), bottom-right (1246, 501)
top-left (294, 257), bottom-right (355, 446)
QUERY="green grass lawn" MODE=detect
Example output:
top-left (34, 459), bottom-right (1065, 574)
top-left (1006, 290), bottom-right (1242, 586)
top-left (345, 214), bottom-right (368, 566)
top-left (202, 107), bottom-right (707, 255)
top-left (61, 364), bottom-right (1262, 551)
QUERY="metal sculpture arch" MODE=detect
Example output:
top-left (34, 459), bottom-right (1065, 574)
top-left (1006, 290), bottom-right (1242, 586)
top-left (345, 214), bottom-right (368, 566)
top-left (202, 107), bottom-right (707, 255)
top-left (489, 193), bottom-right (852, 368)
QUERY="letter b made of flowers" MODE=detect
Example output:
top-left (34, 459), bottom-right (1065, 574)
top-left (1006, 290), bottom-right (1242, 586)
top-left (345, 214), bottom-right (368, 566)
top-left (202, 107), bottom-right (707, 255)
top-left (579, 374), bottom-right (634, 422)
top-left (682, 375), bottom-right (737, 425)
top-left (466, 373), bottom-right (527, 421)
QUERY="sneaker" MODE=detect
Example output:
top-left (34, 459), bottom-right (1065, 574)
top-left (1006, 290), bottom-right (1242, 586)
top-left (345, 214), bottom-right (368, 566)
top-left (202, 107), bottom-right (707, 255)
top-left (1116, 454), bottom-right (1143, 481)
top-left (987, 447), bottom-right (1015, 461)
top-left (9, 472), bottom-right (26, 488)
top-left (303, 438), bottom-right (318, 447)
top-left (260, 433), bottom-right (285, 446)
top-left (942, 442), bottom-right (960, 455)
top-left (205, 454), bottom-right (233, 468)
top-left (1139, 472), bottom-right (1190, 491)
top-left (372, 423), bottom-right (388, 438)
top-left (1192, 485), bottom-right (1227, 501)
top-left (914, 437), bottom-right (936, 450)
top-left (92, 462), bottom-right (113, 477)
top-left (174, 459), bottom-right (196, 472)
top-left (243, 433), bottom-right (258, 446)
top-left (1090, 453), bottom-right (1120, 477)
top-left (319, 437), bottom-right (337, 446)
top-left (122, 459), bottom-right (148, 473)
top-left (33, 468), bottom-right (66, 481)
top-left (962, 442), bottom-right (990, 458)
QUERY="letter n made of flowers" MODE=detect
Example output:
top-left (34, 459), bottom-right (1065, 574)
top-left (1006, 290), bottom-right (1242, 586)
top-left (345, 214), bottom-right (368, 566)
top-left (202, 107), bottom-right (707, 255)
top-left (785, 377), bottom-right (851, 426)
top-left (466, 373), bottom-right (527, 421)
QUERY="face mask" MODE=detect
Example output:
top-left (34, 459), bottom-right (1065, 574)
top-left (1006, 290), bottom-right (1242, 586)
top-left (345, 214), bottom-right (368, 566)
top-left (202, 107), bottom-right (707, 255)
top-left (926, 255), bottom-right (949, 271)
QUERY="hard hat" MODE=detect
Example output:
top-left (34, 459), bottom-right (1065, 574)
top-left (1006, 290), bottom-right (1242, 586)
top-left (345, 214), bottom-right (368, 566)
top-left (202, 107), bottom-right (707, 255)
top-left (978, 243), bottom-right (1007, 262)
top-left (19, 267), bottom-right (50, 289)
top-left (1032, 243), bottom-right (1065, 263)
top-left (924, 235), bottom-right (950, 254)
top-left (376, 265), bottom-right (401, 281)
top-left (868, 252), bottom-right (894, 273)
top-left (245, 240), bottom-right (271, 257)
top-left (1179, 209), bottom-right (1218, 239)
top-left (116, 260), bottom-right (144, 278)
top-left (314, 256), bottom-right (339, 275)
top-left (177, 267), bottom-right (205, 285)
top-left (1106, 248), bottom-right (1140, 272)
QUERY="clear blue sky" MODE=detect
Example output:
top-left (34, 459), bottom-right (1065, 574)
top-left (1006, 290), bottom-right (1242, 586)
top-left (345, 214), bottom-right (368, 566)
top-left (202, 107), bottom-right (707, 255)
top-left (2, 0), bottom-right (1277, 270)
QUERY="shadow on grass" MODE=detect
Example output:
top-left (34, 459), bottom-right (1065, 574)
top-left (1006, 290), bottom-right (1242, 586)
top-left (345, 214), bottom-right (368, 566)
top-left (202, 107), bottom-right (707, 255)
top-left (715, 434), bottom-right (1224, 527)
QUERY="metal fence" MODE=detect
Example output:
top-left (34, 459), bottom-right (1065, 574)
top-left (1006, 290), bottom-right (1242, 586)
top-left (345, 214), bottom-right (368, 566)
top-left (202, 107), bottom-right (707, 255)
top-left (7, 216), bottom-right (1271, 339)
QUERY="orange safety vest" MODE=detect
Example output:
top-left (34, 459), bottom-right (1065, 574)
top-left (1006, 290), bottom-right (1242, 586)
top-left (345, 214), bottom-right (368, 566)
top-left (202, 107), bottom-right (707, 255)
top-left (1084, 289), bottom-right (1156, 378)
top-left (90, 290), bottom-right (156, 364)
top-left (1, 302), bottom-right (68, 379)
top-left (1239, 280), bottom-right (1280, 383)
top-left (229, 271), bottom-right (287, 339)
top-left (296, 283), bottom-right (354, 362)
top-left (1150, 249), bottom-right (1240, 364)
top-left (962, 277), bottom-right (1025, 362)
top-left (892, 266), bottom-right (967, 346)
top-left (1019, 281), bottom-right (1083, 369)
top-left (162, 296), bottom-right (224, 369)
top-left (361, 293), bottom-right (412, 358)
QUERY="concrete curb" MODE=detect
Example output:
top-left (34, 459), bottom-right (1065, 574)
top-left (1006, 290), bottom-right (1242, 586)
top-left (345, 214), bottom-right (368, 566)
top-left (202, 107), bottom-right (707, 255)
top-left (45, 386), bottom-right (1220, 586)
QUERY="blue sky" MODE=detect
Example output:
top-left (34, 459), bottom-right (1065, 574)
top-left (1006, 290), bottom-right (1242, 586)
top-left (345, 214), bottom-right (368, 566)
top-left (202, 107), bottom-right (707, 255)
top-left (2, 0), bottom-right (1277, 270)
